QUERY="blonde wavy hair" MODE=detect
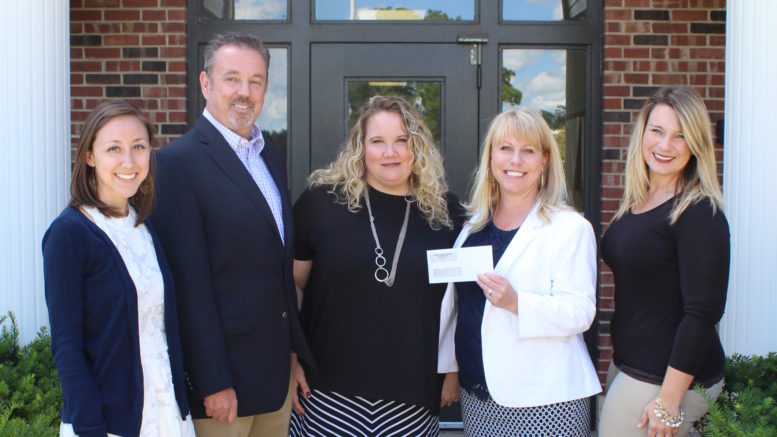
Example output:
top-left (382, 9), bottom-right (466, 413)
top-left (465, 108), bottom-right (569, 232)
top-left (308, 95), bottom-right (453, 230)
top-left (615, 86), bottom-right (724, 224)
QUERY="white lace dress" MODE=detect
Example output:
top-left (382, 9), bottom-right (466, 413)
top-left (60, 207), bottom-right (195, 437)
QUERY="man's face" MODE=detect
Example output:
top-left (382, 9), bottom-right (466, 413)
top-left (200, 45), bottom-right (267, 138)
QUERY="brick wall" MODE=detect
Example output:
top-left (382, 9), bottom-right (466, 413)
top-left (598, 0), bottom-right (726, 383)
top-left (70, 0), bottom-right (187, 151)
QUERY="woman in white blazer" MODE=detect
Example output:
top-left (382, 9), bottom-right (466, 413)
top-left (438, 108), bottom-right (601, 436)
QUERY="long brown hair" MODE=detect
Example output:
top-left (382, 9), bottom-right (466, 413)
top-left (70, 100), bottom-right (156, 226)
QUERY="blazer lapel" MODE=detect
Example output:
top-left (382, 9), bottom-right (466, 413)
top-left (493, 202), bottom-right (543, 277)
top-left (196, 118), bottom-right (284, 246)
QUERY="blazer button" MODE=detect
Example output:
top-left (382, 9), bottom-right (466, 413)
top-left (282, 311), bottom-right (288, 319)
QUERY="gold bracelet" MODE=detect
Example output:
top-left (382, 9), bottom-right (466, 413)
top-left (654, 397), bottom-right (685, 428)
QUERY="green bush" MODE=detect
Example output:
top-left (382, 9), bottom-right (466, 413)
top-left (0, 312), bottom-right (60, 437)
top-left (697, 353), bottom-right (777, 436)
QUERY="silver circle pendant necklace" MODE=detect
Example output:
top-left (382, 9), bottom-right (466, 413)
top-left (364, 188), bottom-right (412, 287)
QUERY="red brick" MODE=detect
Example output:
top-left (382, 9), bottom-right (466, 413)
top-left (160, 0), bottom-right (185, 6)
top-left (103, 34), bottom-right (140, 46)
top-left (123, 0), bottom-right (158, 6)
top-left (624, 22), bottom-right (651, 33)
top-left (603, 125), bottom-right (622, 135)
top-left (169, 111), bottom-right (187, 122)
top-left (71, 74), bottom-right (85, 85)
top-left (161, 99), bottom-right (186, 110)
top-left (605, 60), bottom-right (629, 72)
top-left (670, 35), bottom-right (706, 46)
top-left (143, 86), bottom-right (168, 98)
top-left (709, 87), bottom-right (725, 98)
top-left (71, 22), bottom-right (83, 33)
top-left (652, 73), bottom-right (687, 85)
top-left (603, 136), bottom-right (627, 147)
top-left (84, 47), bottom-right (121, 58)
top-left (71, 10), bottom-right (102, 21)
top-left (162, 74), bottom-right (187, 85)
top-left (150, 112), bottom-right (168, 123)
top-left (161, 22), bottom-right (186, 33)
top-left (71, 61), bottom-right (103, 72)
top-left (671, 10), bottom-right (707, 21)
top-left (106, 60), bottom-right (141, 71)
top-left (161, 47), bottom-right (186, 58)
top-left (651, 48), bottom-right (667, 59)
top-left (168, 87), bottom-right (187, 97)
top-left (71, 86), bottom-right (104, 97)
top-left (605, 9), bottom-right (631, 20)
top-left (633, 60), bottom-right (651, 71)
top-left (603, 72), bottom-right (622, 84)
top-left (604, 85), bottom-right (630, 97)
top-left (606, 22), bottom-right (622, 33)
top-left (604, 34), bottom-right (631, 46)
top-left (104, 9), bottom-right (140, 20)
top-left (604, 98), bottom-right (622, 110)
top-left (168, 34), bottom-right (186, 46)
top-left (624, 73), bottom-right (649, 84)
top-left (83, 0), bottom-right (120, 6)
top-left (132, 22), bottom-right (159, 33)
top-left (168, 9), bottom-right (186, 21)
top-left (85, 99), bottom-right (104, 109)
top-left (605, 0), bottom-right (623, 6)
top-left (142, 35), bottom-right (166, 46)
top-left (690, 48), bottom-right (725, 59)
top-left (668, 48), bottom-right (691, 59)
top-left (623, 47), bottom-right (650, 58)
top-left (168, 61), bottom-right (187, 72)
top-left (142, 10), bottom-right (166, 21)
top-left (709, 35), bottom-right (725, 46)
top-left (652, 22), bottom-right (688, 33)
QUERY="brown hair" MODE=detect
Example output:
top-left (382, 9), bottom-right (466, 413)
top-left (70, 100), bottom-right (156, 226)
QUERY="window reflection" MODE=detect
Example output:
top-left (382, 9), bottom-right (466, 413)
top-left (316, 0), bottom-right (473, 21)
top-left (502, 0), bottom-right (586, 21)
top-left (202, 0), bottom-right (287, 20)
top-left (347, 81), bottom-right (442, 145)
top-left (257, 48), bottom-right (288, 152)
top-left (502, 48), bottom-right (586, 209)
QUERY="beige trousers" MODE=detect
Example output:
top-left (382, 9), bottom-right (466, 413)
top-left (598, 361), bottom-right (723, 437)
top-left (193, 368), bottom-right (295, 437)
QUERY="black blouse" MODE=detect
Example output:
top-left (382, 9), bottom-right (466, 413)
top-left (601, 198), bottom-right (729, 387)
top-left (294, 184), bottom-right (463, 413)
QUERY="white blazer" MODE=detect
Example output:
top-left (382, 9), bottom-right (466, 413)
top-left (438, 203), bottom-right (602, 408)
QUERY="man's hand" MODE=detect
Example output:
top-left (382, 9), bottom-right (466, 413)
top-left (204, 387), bottom-right (238, 423)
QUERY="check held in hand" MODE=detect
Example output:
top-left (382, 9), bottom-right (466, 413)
top-left (427, 245), bottom-right (494, 283)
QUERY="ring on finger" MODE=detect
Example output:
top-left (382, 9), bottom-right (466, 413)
top-left (488, 289), bottom-right (493, 296)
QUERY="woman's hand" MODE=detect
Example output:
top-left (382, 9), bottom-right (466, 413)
top-left (440, 372), bottom-right (460, 407)
top-left (637, 397), bottom-right (680, 437)
top-left (477, 272), bottom-right (518, 314)
top-left (291, 353), bottom-right (311, 415)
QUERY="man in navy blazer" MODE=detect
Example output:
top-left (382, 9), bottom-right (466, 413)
top-left (151, 32), bottom-right (312, 436)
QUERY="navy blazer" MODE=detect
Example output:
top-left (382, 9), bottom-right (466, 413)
top-left (42, 207), bottom-right (189, 437)
top-left (150, 116), bottom-right (313, 418)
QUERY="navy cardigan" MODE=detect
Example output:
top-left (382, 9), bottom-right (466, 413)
top-left (42, 207), bottom-right (189, 437)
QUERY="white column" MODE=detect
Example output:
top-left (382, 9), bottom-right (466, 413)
top-left (0, 1), bottom-right (70, 343)
top-left (720, 1), bottom-right (777, 355)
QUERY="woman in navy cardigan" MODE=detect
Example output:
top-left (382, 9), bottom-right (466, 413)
top-left (43, 100), bottom-right (193, 437)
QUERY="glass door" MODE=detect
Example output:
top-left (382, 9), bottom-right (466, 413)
top-left (310, 43), bottom-right (480, 199)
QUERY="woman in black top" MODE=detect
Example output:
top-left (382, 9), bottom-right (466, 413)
top-left (288, 96), bottom-right (462, 436)
top-left (599, 86), bottom-right (730, 437)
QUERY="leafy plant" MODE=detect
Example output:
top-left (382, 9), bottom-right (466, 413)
top-left (0, 312), bottom-right (60, 436)
top-left (696, 353), bottom-right (777, 436)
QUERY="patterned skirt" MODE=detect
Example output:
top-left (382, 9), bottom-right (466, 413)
top-left (289, 389), bottom-right (439, 437)
top-left (460, 388), bottom-right (590, 437)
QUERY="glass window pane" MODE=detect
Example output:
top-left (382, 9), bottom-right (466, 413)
top-left (502, 48), bottom-right (586, 209)
top-left (346, 81), bottom-right (442, 145)
top-left (257, 48), bottom-right (288, 152)
top-left (316, 1), bottom-right (473, 21)
top-left (202, 0), bottom-right (287, 20)
top-left (502, 0), bottom-right (586, 21)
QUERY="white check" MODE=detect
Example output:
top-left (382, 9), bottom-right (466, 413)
top-left (426, 245), bottom-right (494, 284)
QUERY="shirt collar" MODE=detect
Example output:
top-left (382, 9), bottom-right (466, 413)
top-left (203, 108), bottom-right (265, 154)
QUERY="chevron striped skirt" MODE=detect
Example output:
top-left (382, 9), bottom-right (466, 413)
top-left (289, 389), bottom-right (439, 437)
